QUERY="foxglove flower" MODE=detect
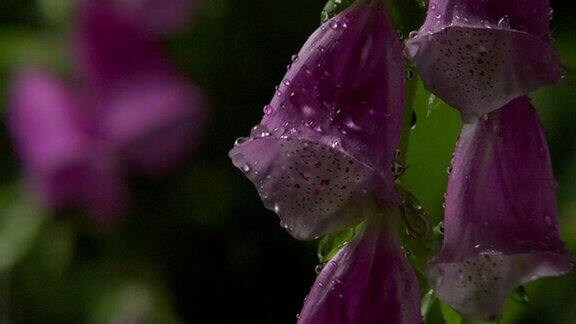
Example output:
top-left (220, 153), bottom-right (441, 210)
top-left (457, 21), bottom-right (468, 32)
top-left (9, 69), bottom-right (127, 222)
top-left (298, 215), bottom-right (422, 324)
top-left (230, 0), bottom-right (405, 240)
top-left (75, 0), bottom-right (207, 176)
top-left (429, 97), bottom-right (572, 320)
top-left (116, 0), bottom-right (197, 36)
top-left (405, 0), bottom-right (563, 121)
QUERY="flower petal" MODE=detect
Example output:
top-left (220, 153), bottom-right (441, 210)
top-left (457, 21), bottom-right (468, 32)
top-left (116, 0), bottom-right (197, 36)
top-left (406, 0), bottom-right (562, 121)
top-left (297, 215), bottom-right (422, 324)
top-left (230, 0), bottom-right (405, 239)
top-left (429, 97), bottom-right (572, 320)
top-left (9, 69), bottom-right (127, 223)
top-left (231, 137), bottom-right (388, 240)
top-left (75, 0), bottom-right (207, 175)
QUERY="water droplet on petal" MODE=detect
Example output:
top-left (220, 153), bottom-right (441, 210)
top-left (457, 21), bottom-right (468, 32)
top-left (544, 216), bottom-right (554, 229)
top-left (263, 105), bottom-right (273, 115)
top-left (234, 137), bottom-right (248, 146)
top-left (498, 16), bottom-right (510, 29)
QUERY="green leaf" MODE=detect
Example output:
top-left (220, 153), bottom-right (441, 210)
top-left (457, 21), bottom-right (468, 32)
top-left (321, 0), bottom-right (355, 23)
top-left (0, 184), bottom-right (46, 273)
top-left (317, 222), bottom-right (364, 263)
top-left (396, 185), bottom-right (435, 274)
top-left (440, 302), bottom-right (464, 324)
top-left (421, 289), bottom-right (437, 317)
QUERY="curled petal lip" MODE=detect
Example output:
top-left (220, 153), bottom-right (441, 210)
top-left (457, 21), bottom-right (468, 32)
top-left (230, 137), bottom-right (396, 240)
top-left (428, 251), bottom-right (571, 321)
top-left (406, 25), bottom-right (562, 122)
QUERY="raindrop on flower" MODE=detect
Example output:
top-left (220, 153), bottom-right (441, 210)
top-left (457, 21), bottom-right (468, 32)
top-left (544, 216), bottom-right (554, 229)
top-left (234, 137), bottom-right (248, 146)
top-left (497, 15), bottom-right (510, 29)
top-left (263, 105), bottom-right (273, 115)
top-left (406, 68), bottom-right (415, 80)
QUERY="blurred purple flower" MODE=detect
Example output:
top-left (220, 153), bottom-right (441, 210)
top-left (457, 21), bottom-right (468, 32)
top-left (9, 69), bottom-right (128, 223)
top-left (298, 215), bottom-right (422, 324)
top-left (8, 0), bottom-right (207, 222)
top-left (116, 0), bottom-right (197, 36)
top-left (405, 0), bottom-right (562, 122)
top-left (230, 0), bottom-right (405, 240)
top-left (74, 0), bottom-right (208, 176)
top-left (429, 97), bottom-right (572, 320)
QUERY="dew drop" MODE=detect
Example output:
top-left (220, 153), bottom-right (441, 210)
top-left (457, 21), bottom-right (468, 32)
top-left (406, 68), bottom-right (415, 80)
top-left (408, 30), bottom-right (418, 39)
top-left (315, 264), bottom-right (324, 274)
top-left (263, 105), bottom-right (273, 115)
top-left (497, 16), bottom-right (510, 29)
top-left (242, 164), bottom-right (251, 172)
top-left (234, 137), bottom-right (248, 146)
top-left (410, 111), bottom-right (417, 130)
top-left (544, 216), bottom-right (554, 229)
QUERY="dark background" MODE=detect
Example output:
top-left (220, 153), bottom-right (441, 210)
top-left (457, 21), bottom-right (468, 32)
top-left (0, 0), bottom-right (575, 323)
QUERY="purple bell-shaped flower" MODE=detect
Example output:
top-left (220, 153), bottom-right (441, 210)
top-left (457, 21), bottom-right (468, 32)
top-left (230, 0), bottom-right (405, 240)
top-left (298, 214), bottom-right (422, 324)
top-left (406, 0), bottom-right (563, 121)
top-left (429, 97), bottom-right (572, 320)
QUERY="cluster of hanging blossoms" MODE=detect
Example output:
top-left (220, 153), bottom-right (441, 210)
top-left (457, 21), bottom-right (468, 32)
top-left (230, 0), bottom-right (572, 322)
